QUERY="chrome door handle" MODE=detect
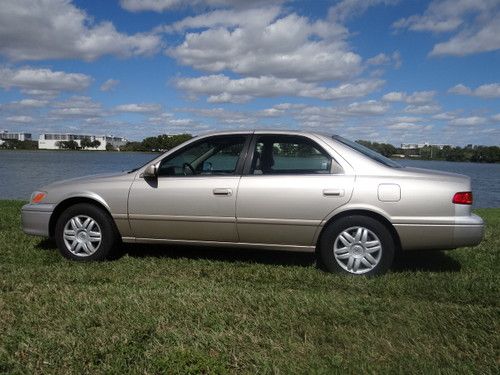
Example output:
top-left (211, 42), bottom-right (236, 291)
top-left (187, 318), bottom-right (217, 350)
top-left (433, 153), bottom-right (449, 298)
top-left (213, 188), bottom-right (232, 196)
top-left (323, 189), bottom-right (344, 197)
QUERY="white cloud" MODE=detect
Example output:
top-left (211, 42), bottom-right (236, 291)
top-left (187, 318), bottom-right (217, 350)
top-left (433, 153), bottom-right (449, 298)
top-left (430, 17), bottom-right (500, 56)
top-left (0, 0), bottom-right (162, 61)
top-left (449, 116), bottom-right (487, 126)
top-left (175, 74), bottom-right (383, 103)
top-left (121, 0), bottom-right (281, 13)
top-left (346, 100), bottom-right (389, 115)
top-left (49, 96), bottom-right (103, 120)
top-left (181, 107), bottom-right (258, 125)
top-left (329, 0), bottom-right (399, 21)
top-left (382, 90), bottom-right (436, 104)
top-left (492, 114), bottom-right (500, 122)
top-left (404, 104), bottom-right (441, 114)
top-left (0, 67), bottom-right (91, 92)
top-left (114, 103), bottom-right (162, 113)
top-left (448, 84), bottom-right (471, 95)
top-left (121, 0), bottom-right (184, 12)
top-left (366, 51), bottom-right (401, 68)
top-left (433, 112), bottom-right (458, 120)
top-left (2, 98), bottom-right (48, 110)
top-left (6, 115), bottom-right (34, 123)
top-left (168, 10), bottom-right (360, 83)
top-left (449, 83), bottom-right (500, 98)
top-left (165, 6), bottom-right (281, 32)
top-left (387, 122), bottom-right (420, 130)
top-left (394, 0), bottom-right (500, 56)
top-left (100, 79), bottom-right (120, 92)
top-left (20, 89), bottom-right (60, 100)
top-left (146, 111), bottom-right (209, 132)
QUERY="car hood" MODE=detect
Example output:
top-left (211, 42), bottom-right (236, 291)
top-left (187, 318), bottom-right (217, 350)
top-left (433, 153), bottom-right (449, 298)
top-left (41, 171), bottom-right (131, 190)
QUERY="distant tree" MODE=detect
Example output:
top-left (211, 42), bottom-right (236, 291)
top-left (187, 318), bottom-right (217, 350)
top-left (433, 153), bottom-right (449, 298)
top-left (356, 140), bottom-right (397, 157)
top-left (91, 140), bottom-right (101, 149)
top-left (120, 141), bottom-right (146, 152)
top-left (80, 137), bottom-right (92, 149)
top-left (105, 143), bottom-right (115, 151)
top-left (141, 134), bottom-right (192, 151)
top-left (0, 140), bottom-right (38, 150)
top-left (59, 140), bottom-right (79, 150)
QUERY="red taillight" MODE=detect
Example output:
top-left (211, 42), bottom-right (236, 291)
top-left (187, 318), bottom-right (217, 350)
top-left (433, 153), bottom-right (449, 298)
top-left (452, 192), bottom-right (473, 205)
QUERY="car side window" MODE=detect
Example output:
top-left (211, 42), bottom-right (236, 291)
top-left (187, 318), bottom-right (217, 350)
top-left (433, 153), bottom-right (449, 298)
top-left (158, 136), bottom-right (246, 176)
top-left (250, 135), bottom-right (335, 175)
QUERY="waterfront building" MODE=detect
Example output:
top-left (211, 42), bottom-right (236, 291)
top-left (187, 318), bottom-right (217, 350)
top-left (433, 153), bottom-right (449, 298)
top-left (38, 133), bottom-right (128, 150)
top-left (401, 142), bottom-right (450, 150)
top-left (0, 131), bottom-right (32, 142)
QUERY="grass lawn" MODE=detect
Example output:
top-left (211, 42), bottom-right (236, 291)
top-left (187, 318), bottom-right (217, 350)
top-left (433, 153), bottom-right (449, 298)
top-left (0, 200), bottom-right (498, 374)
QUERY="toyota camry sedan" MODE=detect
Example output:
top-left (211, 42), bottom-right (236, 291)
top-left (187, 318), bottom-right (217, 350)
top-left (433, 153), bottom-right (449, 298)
top-left (21, 130), bottom-right (484, 275)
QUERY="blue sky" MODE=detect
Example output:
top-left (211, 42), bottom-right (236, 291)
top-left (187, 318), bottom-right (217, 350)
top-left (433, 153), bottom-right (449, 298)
top-left (0, 0), bottom-right (499, 145)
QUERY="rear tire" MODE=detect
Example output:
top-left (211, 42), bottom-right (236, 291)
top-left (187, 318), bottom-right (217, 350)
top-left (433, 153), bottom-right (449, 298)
top-left (319, 215), bottom-right (395, 276)
top-left (55, 203), bottom-right (118, 261)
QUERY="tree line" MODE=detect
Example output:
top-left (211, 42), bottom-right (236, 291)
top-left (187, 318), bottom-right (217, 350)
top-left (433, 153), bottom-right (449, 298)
top-left (1, 134), bottom-right (498, 163)
top-left (120, 134), bottom-right (193, 152)
top-left (357, 140), bottom-right (500, 163)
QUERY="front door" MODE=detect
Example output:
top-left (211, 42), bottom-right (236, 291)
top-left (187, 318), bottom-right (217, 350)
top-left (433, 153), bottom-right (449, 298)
top-left (128, 134), bottom-right (250, 242)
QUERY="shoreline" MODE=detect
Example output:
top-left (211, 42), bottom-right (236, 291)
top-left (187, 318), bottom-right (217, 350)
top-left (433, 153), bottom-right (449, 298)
top-left (1, 148), bottom-right (498, 163)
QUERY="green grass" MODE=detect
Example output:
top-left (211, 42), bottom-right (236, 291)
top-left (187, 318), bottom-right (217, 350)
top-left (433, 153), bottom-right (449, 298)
top-left (0, 200), bottom-right (498, 374)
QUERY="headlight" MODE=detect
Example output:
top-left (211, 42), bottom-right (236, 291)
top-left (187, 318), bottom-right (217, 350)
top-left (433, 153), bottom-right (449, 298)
top-left (30, 191), bottom-right (47, 204)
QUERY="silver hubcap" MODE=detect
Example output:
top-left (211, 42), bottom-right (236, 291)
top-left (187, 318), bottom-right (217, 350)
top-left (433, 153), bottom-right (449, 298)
top-left (63, 215), bottom-right (102, 257)
top-left (333, 226), bottom-right (382, 274)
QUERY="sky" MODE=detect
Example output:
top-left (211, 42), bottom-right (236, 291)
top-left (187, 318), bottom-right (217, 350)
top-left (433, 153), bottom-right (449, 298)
top-left (0, 0), bottom-right (499, 145)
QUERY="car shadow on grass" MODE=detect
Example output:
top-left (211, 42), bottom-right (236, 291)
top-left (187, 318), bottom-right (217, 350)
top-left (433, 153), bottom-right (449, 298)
top-left (123, 243), bottom-right (317, 267)
top-left (35, 239), bottom-right (462, 272)
top-left (392, 250), bottom-right (461, 273)
top-left (122, 243), bottom-right (462, 272)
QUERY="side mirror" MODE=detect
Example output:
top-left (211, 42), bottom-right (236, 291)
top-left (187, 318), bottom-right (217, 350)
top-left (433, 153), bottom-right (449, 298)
top-left (142, 164), bottom-right (157, 179)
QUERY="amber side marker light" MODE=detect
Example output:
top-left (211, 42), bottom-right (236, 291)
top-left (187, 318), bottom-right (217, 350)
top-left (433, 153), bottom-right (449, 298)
top-left (31, 192), bottom-right (47, 204)
top-left (452, 191), bottom-right (473, 205)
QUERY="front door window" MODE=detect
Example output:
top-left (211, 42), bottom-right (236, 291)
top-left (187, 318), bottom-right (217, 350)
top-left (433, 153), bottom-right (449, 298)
top-left (158, 136), bottom-right (247, 176)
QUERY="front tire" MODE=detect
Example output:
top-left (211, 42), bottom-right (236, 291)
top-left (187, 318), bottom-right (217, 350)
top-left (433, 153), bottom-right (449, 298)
top-left (319, 215), bottom-right (395, 276)
top-left (55, 203), bottom-right (118, 261)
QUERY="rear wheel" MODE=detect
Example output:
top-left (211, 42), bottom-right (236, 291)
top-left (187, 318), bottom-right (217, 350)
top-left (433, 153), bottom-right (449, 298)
top-left (319, 215), bottom-right (395, 276)
top-left (55, 203), bottom-right (118, 261)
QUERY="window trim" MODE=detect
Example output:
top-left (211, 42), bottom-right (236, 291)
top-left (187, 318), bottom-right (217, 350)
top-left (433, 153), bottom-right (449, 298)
top-left (242, 134), bottom-right (342, 176)
top-left (157, 134), bottom-right (252, 178)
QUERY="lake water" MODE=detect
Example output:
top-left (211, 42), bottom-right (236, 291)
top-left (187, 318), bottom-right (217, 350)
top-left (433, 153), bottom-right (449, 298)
top-left (0, 150), bottom-right (499, 207)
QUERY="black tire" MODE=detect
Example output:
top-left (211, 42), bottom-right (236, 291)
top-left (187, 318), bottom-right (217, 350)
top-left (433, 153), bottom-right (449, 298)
top-left (319, 215), bottom-right (395, 276)
top-left (55, 203), bottom-right (119, 261)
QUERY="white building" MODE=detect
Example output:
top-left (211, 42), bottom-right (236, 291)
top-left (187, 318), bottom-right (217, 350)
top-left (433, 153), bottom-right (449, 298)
top-left (401, 142), bottom-right (450, 150)
top-left (0, 131), bottom-right (32, 142)
top-left (38, 133), bottom-right (128, 150)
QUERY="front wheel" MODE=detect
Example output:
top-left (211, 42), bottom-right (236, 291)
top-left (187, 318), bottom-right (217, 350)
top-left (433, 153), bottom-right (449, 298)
top-left (55, 203), bottom-right (119, 261)
top-left (319, 215), bottom-right (395, 276)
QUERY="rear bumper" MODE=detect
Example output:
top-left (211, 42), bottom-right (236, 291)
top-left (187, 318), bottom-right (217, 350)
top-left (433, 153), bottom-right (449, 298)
top-left (394, 214), bottom-right (484, 251)
top-left (453, 214), bottom-right (485, 248)
top-left (21, 203), bottom-right (55, 237)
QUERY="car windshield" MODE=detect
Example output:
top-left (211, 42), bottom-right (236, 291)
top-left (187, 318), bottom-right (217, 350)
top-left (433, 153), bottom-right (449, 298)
top-left (332, 135), bottom-right (402, 168)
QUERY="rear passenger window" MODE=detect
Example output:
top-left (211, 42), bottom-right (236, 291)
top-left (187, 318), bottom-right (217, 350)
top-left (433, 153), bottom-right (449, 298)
top-left (250, 135), bottom-right (334, 175)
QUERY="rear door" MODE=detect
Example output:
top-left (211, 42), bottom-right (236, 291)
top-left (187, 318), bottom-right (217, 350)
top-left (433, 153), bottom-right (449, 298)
top-left (236, 134), bottom-right (354, 246)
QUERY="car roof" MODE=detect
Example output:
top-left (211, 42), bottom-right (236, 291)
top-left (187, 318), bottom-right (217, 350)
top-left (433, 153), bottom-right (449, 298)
top-left (197, 129), bottom-right (335, 138)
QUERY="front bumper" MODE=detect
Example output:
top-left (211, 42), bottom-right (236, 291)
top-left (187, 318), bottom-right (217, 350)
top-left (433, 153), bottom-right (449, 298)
top-left (21, 203), bottom-right (55, 237)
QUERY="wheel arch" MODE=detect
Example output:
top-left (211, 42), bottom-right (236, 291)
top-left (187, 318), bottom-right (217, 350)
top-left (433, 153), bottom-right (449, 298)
top-left (315, 209), bottom-right (402, 253)
top-left (49, 196), bottom-right (116, 238)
